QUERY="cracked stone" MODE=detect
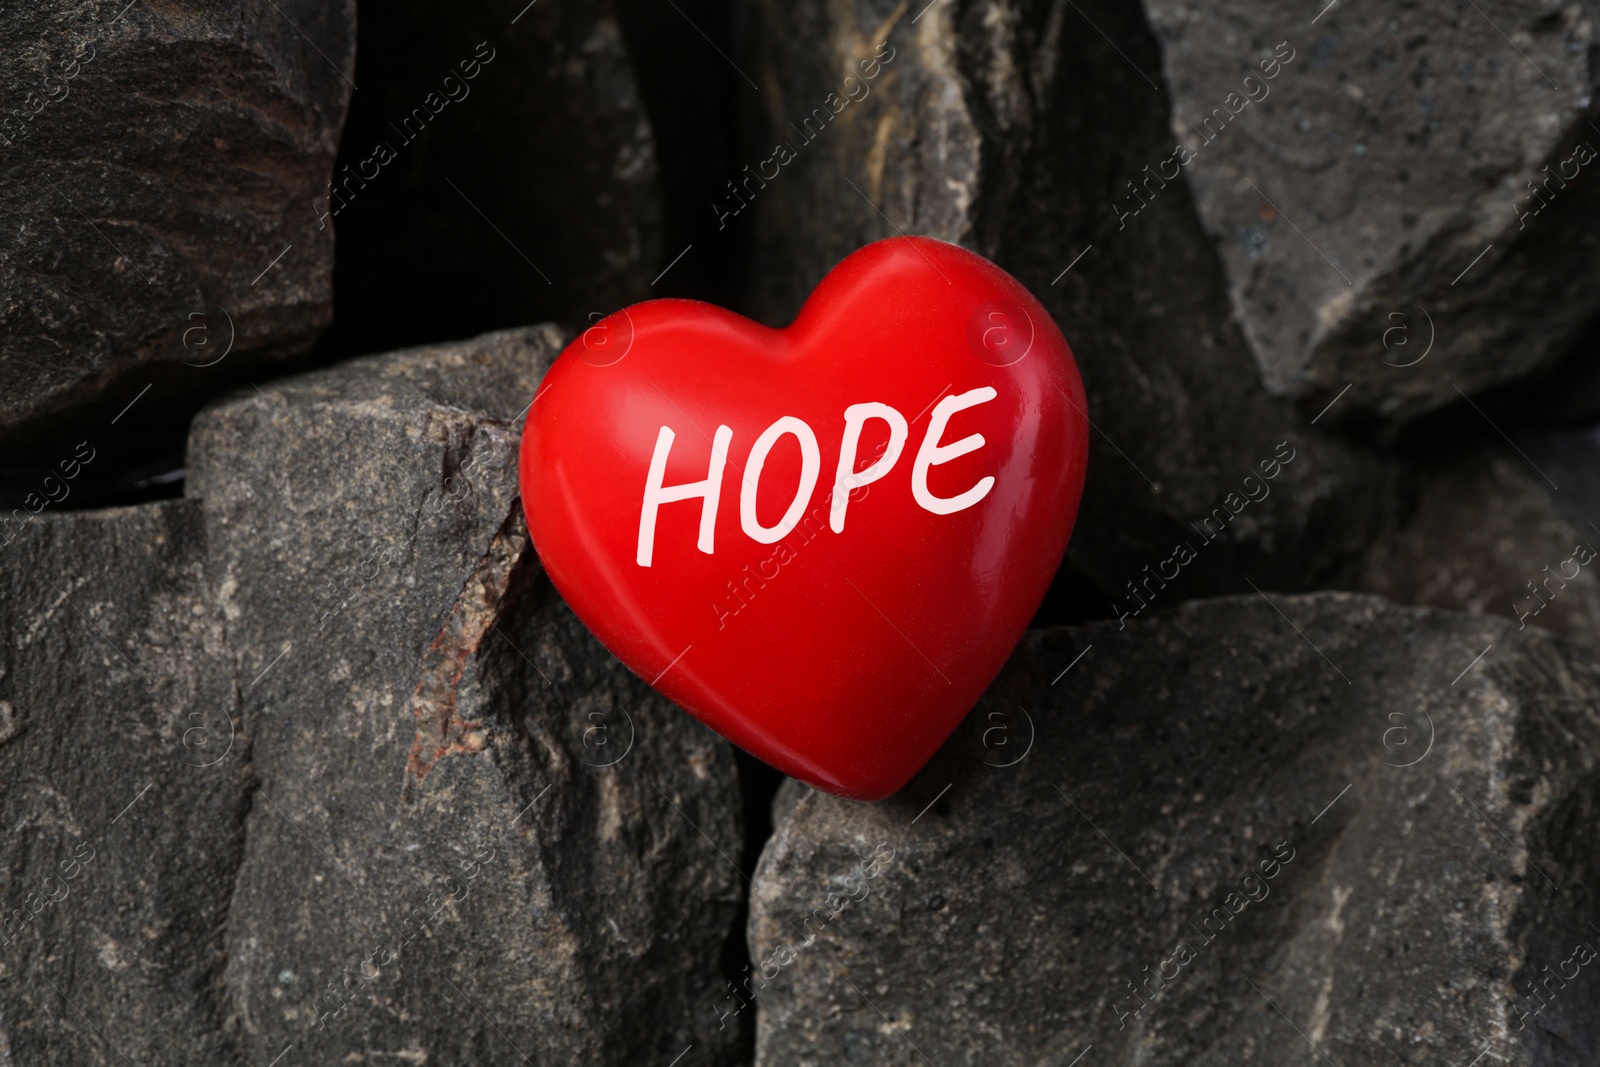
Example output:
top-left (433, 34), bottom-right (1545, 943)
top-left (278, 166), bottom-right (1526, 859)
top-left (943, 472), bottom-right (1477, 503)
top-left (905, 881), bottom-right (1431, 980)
top-left (187, 326), bottom-right (749, 1065)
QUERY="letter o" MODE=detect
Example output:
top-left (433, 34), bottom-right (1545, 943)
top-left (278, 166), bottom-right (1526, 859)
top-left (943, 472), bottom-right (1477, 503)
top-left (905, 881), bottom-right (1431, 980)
top-left (740, 416), bottom-right (821, 544)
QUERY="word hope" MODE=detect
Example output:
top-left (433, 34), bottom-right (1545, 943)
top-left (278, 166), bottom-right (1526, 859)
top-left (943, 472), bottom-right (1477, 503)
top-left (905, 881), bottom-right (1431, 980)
top-left (637, 387), bottom-right (999, 566)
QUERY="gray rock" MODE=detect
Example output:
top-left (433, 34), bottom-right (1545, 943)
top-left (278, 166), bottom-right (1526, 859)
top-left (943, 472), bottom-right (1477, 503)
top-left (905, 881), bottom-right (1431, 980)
top-left (0, 0), bottom-right (356, 486)
top-left (187, 327), bottom-right (749, 1065)
top-left (1358, 435), bottom-right (1600, 645)
top-left (738, 0), bottom-right (1398, 602)
top-left (750, 594), bottom-right (1600, 1066)
top-left (0, 499), bottom-right (247, 1064)
top-left (1141, 0), bottom-right (1600, 436)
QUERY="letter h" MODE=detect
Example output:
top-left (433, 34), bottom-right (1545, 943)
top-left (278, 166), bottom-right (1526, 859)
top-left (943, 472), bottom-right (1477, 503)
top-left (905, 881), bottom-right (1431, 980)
top-left (637, 424), bottom-right (734, 567)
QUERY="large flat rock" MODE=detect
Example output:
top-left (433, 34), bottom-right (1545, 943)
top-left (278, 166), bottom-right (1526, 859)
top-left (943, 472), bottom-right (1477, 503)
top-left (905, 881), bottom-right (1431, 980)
top-left (750, 593), bottom-right (1600, 1065)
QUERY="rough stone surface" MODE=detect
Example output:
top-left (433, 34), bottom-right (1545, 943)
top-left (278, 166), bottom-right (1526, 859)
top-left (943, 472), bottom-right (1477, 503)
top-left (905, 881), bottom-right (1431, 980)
top-left (750, 594), bottom-right (1600, 1066)
top-left (1358, 436), bottom-right (1600, 645)
top-left (317, 0), bottom-right (662, 359)
top-left (187, 327), bottom-right (748, 1065)
top-left (739, 0), bottom-right (1399, 604)
top-left (0, 327), bottom-right (750, 1065)
top-left (0, 0), bottom-right (356, 492)
top-left (1141, 0), bottom-right (1600, 436)
top-left (0, 500), bottom-right (246, 1064)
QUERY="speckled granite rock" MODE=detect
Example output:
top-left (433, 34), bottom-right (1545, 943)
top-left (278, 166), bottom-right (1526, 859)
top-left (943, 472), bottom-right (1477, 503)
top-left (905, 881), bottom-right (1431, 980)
top-left (1141, 0), bottom-right (1600, 436)
top-left (750, 594), bottom-right (1600, 1066)
top-left (185, 326), bottom-right (748, 1065)
top-left (739, 0), bottom-right (1398, 603)
top-left (0, 499), bottom-right (247, 1064)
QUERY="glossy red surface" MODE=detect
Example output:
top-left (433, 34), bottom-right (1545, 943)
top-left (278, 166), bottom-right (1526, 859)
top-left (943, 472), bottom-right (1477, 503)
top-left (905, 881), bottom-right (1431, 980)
top-left (520, 237), bottom-right (1088, 800)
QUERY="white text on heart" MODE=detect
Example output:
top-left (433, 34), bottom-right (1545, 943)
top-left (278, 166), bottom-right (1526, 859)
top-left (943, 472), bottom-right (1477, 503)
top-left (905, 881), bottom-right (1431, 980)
top-left (636, 387), bottom-right (998, 567)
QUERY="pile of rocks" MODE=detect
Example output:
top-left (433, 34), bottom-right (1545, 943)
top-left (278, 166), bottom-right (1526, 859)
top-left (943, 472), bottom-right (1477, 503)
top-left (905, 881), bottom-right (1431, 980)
top-left (3, 0), bottom-right (1598, 1063)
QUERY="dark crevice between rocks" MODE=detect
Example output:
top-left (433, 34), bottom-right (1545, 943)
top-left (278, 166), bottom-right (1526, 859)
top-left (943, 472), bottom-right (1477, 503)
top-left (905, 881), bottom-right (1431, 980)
top-left (1030, 560), bottom-right (1119, 628)
top-left (612, 0), bottom-right (749, 312)
top-left (718, 748), bottom-right (785, 1064)
top-left (313, 0), bottom-right (660, 362)
top-left (1391, 304), bottom-right (1600, 451)
top-left (0, 349), bottom-right (309, 513)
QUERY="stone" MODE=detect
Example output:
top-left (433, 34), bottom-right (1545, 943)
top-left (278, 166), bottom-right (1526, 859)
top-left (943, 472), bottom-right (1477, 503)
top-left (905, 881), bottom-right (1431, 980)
top-left (0, 0), bottom-right (357, 501)
top-left (1140, 0), bottom-right (1600, 437)
top-left (0, 326), bottom-right (752, 1063)
top-left (1358, 435), bottom-right (1600, 646)
top-left (0, 499), bottom-right (247, 1064)
top-left (186, 326), bottom-right (749, 1065)
top-left (750, 594), bottom-right (1600, 1065)
top-left (316, 0), bottom-right (662, 359)
top-left (738, 0), bottom-right (1398, 605)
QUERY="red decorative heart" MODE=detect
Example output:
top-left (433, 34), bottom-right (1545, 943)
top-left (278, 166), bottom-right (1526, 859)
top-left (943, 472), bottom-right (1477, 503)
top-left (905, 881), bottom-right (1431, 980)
top-left (520, 237), bottom-right (1088, 800)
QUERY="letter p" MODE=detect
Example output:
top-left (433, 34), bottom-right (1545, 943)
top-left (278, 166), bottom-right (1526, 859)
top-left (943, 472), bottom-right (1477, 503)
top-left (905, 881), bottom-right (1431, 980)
top-left (830, 402), bottom-right (908, 532)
